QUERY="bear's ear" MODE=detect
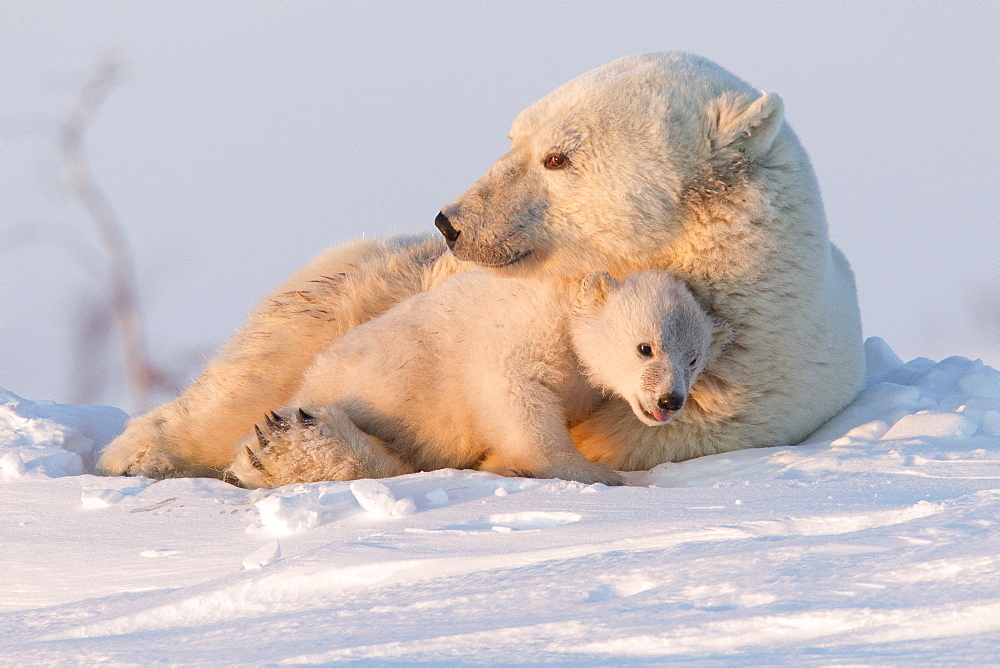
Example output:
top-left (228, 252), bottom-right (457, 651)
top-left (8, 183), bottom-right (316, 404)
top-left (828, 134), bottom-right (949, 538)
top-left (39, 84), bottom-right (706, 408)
top-left (574, 271), bottom-right (619, 314)
top-left (710, 92), bottom-right (784, 160)
top-left (707, 317), bottom-right (736, 360)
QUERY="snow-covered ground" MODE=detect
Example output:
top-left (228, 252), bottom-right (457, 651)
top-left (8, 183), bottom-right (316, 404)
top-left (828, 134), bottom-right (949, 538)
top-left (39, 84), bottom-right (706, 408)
top-left (2, 338), bottom-right (999, 664)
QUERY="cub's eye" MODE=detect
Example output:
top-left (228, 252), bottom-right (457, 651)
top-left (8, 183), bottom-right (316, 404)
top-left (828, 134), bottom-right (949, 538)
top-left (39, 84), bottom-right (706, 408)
top-left (637, 343), bottom-right (653, 358)
top-left (689, 356), bottom-right (700, 369)
top-left (543, 152), bottom-right (568, 170)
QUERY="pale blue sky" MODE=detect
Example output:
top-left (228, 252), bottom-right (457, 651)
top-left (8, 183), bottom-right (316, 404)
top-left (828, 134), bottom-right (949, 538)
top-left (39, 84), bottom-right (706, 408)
top-left (2, 1), bottom-right (997, 411)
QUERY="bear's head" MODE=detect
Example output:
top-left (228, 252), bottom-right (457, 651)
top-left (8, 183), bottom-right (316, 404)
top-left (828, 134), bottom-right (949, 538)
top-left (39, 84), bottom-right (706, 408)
top-left (435, 52), bottom-right (787, 279)
top-left (570, 269), bottom-right (733, 427)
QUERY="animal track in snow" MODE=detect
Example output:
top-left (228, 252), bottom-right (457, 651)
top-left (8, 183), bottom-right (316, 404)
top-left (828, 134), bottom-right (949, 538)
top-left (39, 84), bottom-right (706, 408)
top-left (80, 488), bottom-right (125, 509)
top-left (739, 500), bottom-right (945, 538)
top-left (140, 549), bottom-right (178, 559)
top-left (437, 511), bottom-right (583, 533)
top-left (489, 511), bottom-right (582, 530)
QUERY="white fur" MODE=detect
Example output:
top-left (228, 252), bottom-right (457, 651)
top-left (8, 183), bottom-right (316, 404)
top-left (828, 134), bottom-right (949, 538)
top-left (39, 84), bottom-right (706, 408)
top-left (100, 52), bottom-right (863, 479)
top-left (229, 269), bottom-right (722, 488)
top-left (99, 234), bottom-right (451, 478)
top-left (438, 52), bottom-right (864, 469)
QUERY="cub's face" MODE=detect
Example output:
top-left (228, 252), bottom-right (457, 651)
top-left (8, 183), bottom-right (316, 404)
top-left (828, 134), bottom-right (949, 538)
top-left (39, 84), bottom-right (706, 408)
top-left (572, 271), bottom-right (716, 427)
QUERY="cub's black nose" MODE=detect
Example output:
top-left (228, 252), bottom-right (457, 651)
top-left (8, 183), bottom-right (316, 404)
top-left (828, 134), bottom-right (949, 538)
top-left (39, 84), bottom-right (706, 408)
top-left (657, 393), bottom-right (686, 413)
top-left (434, 211), bottom-right (461, 248)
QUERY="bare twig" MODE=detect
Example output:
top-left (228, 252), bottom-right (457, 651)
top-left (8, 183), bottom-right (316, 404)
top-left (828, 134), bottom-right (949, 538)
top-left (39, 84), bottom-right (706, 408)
top-left (70, 296), bottom-right (114, 405)
top-left (59, 60), bottom-right (154, 412)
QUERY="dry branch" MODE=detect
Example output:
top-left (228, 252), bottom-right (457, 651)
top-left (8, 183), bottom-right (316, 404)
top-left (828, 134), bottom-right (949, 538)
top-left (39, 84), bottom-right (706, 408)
top-left (60, 60), bottom-right (154, 412)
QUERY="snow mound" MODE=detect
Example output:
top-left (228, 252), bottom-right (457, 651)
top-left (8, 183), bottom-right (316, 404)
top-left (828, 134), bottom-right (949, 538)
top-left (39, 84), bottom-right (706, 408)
top-left (1, 338), bottom-right (999, 664)
top-left (0, 388), bottom-right (127, 479)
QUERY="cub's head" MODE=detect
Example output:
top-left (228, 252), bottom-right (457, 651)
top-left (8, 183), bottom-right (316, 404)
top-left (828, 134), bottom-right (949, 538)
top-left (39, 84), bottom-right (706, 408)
top-left (434, 52), bottom-right (786, 277)
top-left (571, 270), bottom-right (733, 427)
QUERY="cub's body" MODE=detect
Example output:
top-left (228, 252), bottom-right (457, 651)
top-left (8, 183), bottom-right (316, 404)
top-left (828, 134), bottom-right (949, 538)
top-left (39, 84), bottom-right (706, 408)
top-left (230, 269), bottom-right (722, 488)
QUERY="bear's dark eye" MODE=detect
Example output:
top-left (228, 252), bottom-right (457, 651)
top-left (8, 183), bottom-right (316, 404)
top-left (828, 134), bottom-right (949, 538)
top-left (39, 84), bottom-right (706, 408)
top-left (689, 356), bottom-right (699, 369)
top-left (544, 152), bottom-right (568, 170)
top-left (637, 343), bottom-right (653, 358)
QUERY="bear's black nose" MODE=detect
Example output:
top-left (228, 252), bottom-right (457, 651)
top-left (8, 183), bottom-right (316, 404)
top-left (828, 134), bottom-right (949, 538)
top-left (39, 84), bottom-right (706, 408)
top-left (657, 393), bottom-right (685, 413)
top-left (434, 211), bottom-right (461, 248)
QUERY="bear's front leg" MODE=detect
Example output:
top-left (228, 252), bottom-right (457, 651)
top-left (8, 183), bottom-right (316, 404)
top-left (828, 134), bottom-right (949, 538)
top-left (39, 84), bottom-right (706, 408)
top-left (476, 386), bottom-right (625, 486)
top-left (228, 406), bottom-right (414, 489)
top-left (479, 449), bottom-right (625, 486)
top-left (99, 234), bottom-right (451, 479)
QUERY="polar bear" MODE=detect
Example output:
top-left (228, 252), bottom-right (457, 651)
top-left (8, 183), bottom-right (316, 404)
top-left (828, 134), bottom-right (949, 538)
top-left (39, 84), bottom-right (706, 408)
top-left (99, 52), bottom-right (863, 479)
top-left (228, 269), bottom-right (730, 488)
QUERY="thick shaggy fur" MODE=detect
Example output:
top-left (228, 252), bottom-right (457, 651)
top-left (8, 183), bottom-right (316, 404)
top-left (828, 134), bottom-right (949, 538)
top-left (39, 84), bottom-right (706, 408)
top-left (228, 270), bottom-right (724, 488)
top-left (100, 52), bottom-right (863, 479)
top-left (99, 235), bottom-right (452, 478)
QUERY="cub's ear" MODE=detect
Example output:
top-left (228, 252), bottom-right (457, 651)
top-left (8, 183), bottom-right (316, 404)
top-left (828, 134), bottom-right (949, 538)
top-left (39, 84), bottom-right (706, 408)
top-left (710, 91), bottom-right (784, 160)
top-left (574, 271), bottom-right (619, 314)
top-left (708, 317), bottom-right (736, 360)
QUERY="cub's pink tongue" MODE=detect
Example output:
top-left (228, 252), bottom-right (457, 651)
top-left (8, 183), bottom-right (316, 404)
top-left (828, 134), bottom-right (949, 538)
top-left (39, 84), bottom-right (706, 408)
top-left (652, 410), bottom-right (672, 423)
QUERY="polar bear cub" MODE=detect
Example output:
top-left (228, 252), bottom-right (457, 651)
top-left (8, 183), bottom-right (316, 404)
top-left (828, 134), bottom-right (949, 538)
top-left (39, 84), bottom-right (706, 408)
top-left (229, 268), bottom-right (728, 489)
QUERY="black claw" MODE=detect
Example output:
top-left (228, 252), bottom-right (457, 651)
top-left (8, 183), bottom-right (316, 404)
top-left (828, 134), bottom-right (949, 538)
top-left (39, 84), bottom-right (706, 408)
top-left (222, 470), bottom-right (245, 488)
top-left (246, 445), bottom-right (265, 471)
top-left (254, 424), bottom-right (269, 448)
top-left (264, 411), bottom-right (288, 432)
top-left (297, 408), bottom-right (317, 426)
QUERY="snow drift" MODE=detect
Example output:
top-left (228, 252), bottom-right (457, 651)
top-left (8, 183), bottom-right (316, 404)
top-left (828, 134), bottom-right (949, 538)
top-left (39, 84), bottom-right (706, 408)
top-left (2, 338), bottom-right (999, 663)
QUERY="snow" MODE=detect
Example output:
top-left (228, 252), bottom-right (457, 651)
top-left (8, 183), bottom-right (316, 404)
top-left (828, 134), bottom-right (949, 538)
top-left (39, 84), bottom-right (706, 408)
top-left (2, 338), bottom-right (999, 663)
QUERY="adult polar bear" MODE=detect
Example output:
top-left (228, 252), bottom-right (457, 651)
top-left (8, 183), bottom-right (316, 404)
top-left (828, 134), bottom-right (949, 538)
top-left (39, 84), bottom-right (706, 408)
top-left (99, 52), bottom-right (864, 479)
